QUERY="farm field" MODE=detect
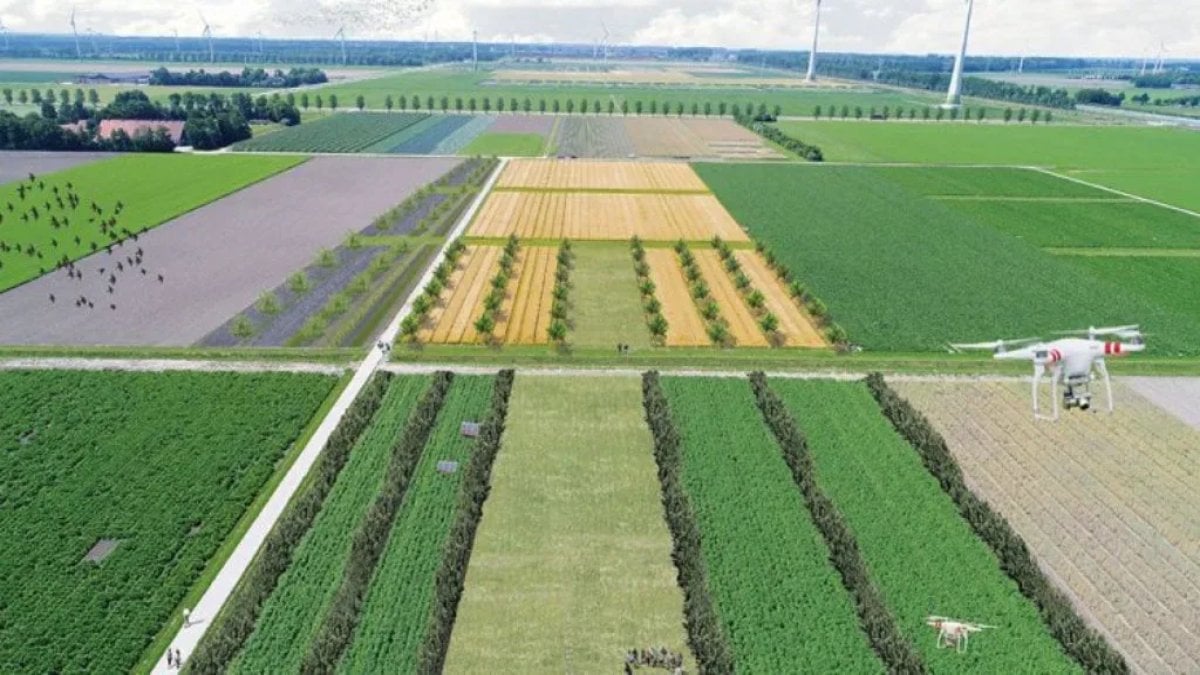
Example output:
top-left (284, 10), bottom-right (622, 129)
top-left (0, 150), bottom-right (119, 186)
top-left (384, 114), bottom-right (478, 154)
top-left (733, 251), bottom-right (827, 347)
top-left (645, 248), bottom-right (709, 347)
top-left (693, 249), bottom-right (768, 347)
top-left (229, 375), bottom-right (431, 674)
top-left (497, 158), bottom-right (707, 191)
top-left (552, 116), bottom-right (636, 157)
top-left (233, 112), bottom-right (428, 153)
top-left (939, 199), bottom-right (1200, 249)
top-left (1058, 256), bottom-right (1200, 329)
top-left (462, 132), bottom-right (546, 156)
top-left (695, 163), bottom-right (1200, 354)
top-left (659, 377), bottom-right (881, 671)
top-left (569, 245), bottom-right (653, 349)
top-left (768, 379), bottom-right (1075, 672)
top-left (492, 247), bottom-right (557, 345)
top-left (0, 156), bottom-right (460, 346)
top-left (0, 370), bottom-right (336, 674)
top-left (469, 191), bottom-right (748, 241)
top-left (337, 375), bottom-right (494, 674)
top-left (420, 246), bottom-right (501, 344)
top-left (898, 380), bottom-right (1200, 674)
top-left (623, 117), bottom-right (782, 159)
top-left (0, 153), bottom-right (304, 292)
top-left (445, 376), bottom-right (691, 672)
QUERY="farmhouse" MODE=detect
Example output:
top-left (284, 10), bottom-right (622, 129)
top-left (98, 119), bottom-right (186, 144)
top-left (75, 71), bottom-right (151, 86)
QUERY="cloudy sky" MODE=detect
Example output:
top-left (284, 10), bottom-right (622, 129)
top-left (0, 0), bottom-right (1196, 59)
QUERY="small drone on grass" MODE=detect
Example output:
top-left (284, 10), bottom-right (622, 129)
top-left (927, 616), bottom-right (996, 653)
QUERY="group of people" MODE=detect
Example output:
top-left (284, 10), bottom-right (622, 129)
top-left (164, 648), bottom-right (184, 669)
top-left (376, 340), bottom-right (393, 354)
top-left (616, 343), bottom-right (633, 355)
top-left (624, 646), bottom-right (685, 673)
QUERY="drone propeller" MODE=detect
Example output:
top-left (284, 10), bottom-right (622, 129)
top-left (948, 337), bottom-right (1040, 353)
top-left (1055, 324), bottom-right (1141, 339)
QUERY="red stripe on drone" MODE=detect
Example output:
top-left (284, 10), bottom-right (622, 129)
top-left (1050, 349), bottom-right (1062, 363)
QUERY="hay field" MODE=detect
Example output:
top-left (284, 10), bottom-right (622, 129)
top-left (645, 249), bottom-right (709, 346)
top-left (734, 251), bottom-right (827, 347)
top-left (420, 246), bottom-right (500, 344)
top-left (897, 380), bottom-right (1200, 674)
top-left (493, 247), bottom-right (557, 345)
top-left (621, 119), bottom-right (782, 160)
top-left (694, 250), bottom-right (768, 347)
top-left (469, 192), bottom-right (748, 242)
top-left (497, 159), bottom-right (707, 191)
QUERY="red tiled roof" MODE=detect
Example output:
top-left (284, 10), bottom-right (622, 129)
top-left (98, 119), bottom-right (185, 144)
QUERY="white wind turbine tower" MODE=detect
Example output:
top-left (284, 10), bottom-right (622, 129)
top-left (1154, 41), bottom-right (1167, 74)
top-left (0, 18), bottom-right (9, 51)
top-left (198, 11), bottom-right (215, 63)
top-left (333, 26), bottom-right (348, 65)
top-left (173, 29), bottom-right (182, 59)
top-left (69, 7), bottom-right (82, 60)
top-left (601, 21), bottom-right (610, 62)
top-left (806, 0), bottom-right (822, 82)
top-left (472, 29), bottom-right (478, 71)
top-left (945, 0), bottom-right (975, 107)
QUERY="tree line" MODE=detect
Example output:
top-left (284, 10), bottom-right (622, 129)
top-left (149, 66), bottom-right (328, 89)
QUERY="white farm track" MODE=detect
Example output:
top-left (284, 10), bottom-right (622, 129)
top-left (898, 380), bottom-right (1200, 674)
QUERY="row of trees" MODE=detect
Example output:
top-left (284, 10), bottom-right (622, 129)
top-left (2, 86), bottom-right (101, 109)
top-left (735, 113), bottom-right (824, 161)
top-left (811, 104), bottom-right (1054, 124)
top-left (631, 237), bottom-right (670, 344)
top-left (300, 372), bottom-right (453, 673)
top-left (641, 371), bottom-right (736, 672)
top-left (864, 374), bottom-right (1130, 673)
top-left (751, 239), bottom-right (847, 347)
top-left (185, 373), bottom-right (395, 674)
top-left (472, 236), bottom-right (521, 341)
top-left (748, 373), bottom-right (926, 671)
top-left (868, 71), bottom-right (1075, 109)
top-left (1075, 88), bottom-right (1126, 107)
top-left (402, 240), bottom-right (468, 342)
top-left (1128, 73), bottom-right (1200, 89)
top-left (149, 66), bottom-right (327, 88)
top-left (416, 370), bottom-right (515, 671)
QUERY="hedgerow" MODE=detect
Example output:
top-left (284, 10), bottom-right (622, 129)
top-left (733, 112), bottom-right (824, 161)
top-left (630, 236), bottom-right (669, 344)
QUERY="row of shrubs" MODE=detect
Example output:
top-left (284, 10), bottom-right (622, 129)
top-left (630, 237), bottom-right (670, 344)
top-left (300, 372), bottom-right (455, 673)
top-left (753, 240), bottom-right (850, 348)
top-left (734, 113), bottom-right (824, 161)
top-left (641, 372), bottom-right (735, 671)
top-left (417, 370), bottom-right (516, 671)
top-left (749, 373), bottom-right (926, 672)
top-left (185, 373), bottom-right (394, 674)
top-left (864, 374), bottom-right (1129, 673)
top-left (473, 235), bottom-right (520, 340)
top-left (674, 240), bottom-right (734, 347)
top-left (547, 241), bottom-right (574, 345)
top-left (400, 239), bottom-right (468, 342)
top-left (712, 238), bottom-right (784, 345)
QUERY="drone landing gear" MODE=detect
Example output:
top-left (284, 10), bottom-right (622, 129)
top-left (1032, 364), bottom-right (1061, 422)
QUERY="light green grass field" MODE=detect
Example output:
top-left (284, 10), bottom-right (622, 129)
top-left (444, 375), bottom-right (690, 673)
top-left (461, 132), bottom-right (545, 156)
top-left (0, 154), bottom-right (305, 292)
top-left (569, 245), bottom-right (653, 350)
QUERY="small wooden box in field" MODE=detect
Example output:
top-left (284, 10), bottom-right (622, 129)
top-left (83, 539), bottom-right (120, 564)
top-left (460, 422), bottom-right (480, 438)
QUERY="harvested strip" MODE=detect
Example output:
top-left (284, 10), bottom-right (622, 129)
top-left (500, 248), bottom-right (556, 345)
top-left (421, 247), bottom-right (501, 344)
top-left (645, 249), bottom-right (709, 347)
top-left (497, 159), bottom-right (707, 191)
top-left (735, 251), bottom-right (827, 347)
top-left (694, 250), bottom-right (768, 347)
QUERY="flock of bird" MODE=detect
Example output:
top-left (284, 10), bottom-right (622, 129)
top-left (0, 172), bottom-right (165, 312)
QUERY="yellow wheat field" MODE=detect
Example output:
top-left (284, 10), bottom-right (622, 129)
top-left (645, 249), bottom-right (709, 347)
top-left (694, 250), bottom-right (768, 348)
top-left (734, 251), bottom-right (828, 347)
top-left (470, 192), bottom-right (749, 242)
top-left (493, 247), bottom-right (558, 345)
top-left (497, 159), bottom-right (708, 191)
top-left (421, 246), bottom-right (501, 344)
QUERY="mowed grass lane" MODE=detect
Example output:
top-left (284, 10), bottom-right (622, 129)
top-left (462, 132), bottom-right (547, 157)
top-left (769, 379), bottom-right (1077, 673)
top-left (229, 376), bottom-right (431, 675)
top-left (444, 376), bottom-right (691, 672)
top-left (0, 370), bottom-right (336, 674)
top-left (696, 164), bottom-right (1200, 355)
top-left (569, 245), bottom-right (653, 349)
top-left (338, 375), bottom-right (494, 673)
top-left (0, 154), bottom-right (304, 292)
top-left (660, 377), bottom-right (880, 671)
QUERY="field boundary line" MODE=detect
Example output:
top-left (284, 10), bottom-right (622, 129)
top-left (152, 157), bottom-right (507, 674)
top-left (1031, 167), bottom-right (1200, 220)
top-left (0, 358), bottom-right (349, 375)
top-left (381, 363), bottom-right (1035, 383)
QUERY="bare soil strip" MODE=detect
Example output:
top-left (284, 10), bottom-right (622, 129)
top-left (897, 380), bottom-right (1200, 675)
top-left (0, 151), bottom-right (119, 187)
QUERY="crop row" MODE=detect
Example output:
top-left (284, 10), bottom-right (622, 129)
top-left (630, 237), bottom-right (670, 345)
top-left (223, 375), bottom-right (431, 674)
top-left (235, 113), bottom-right (428, 153)
top-left (471, 237), bottom-right (520, 342)
top-left (0, 371), bottom-right (335, 675)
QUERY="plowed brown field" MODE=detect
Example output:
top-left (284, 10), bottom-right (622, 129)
top-left (469, 192), bottom-right (748, 242)
top-left (734, 251), bottom-right (827, 347)
top-left (693, 250), bottom-right (768, 347)
top-left (496, 159), bottom-right (707, 191)
top-left (494, 247), bottom-right (557, 345)
top-left (645, 249), bottom-right (708, 347)
top-left (897, 380), bottom-right (1200, 675)
top-left (420, 246), bottom-right (501, 344)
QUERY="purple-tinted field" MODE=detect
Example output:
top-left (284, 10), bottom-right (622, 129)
top-left (0, 156), bottom-right (460, 346)
top-left (488, 115), bottom-right (556, 135)
top-left (0, 151), bottom-right (120, 186)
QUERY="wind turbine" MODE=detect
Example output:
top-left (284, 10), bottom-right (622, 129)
top-left (198, 11), bottom-right (214, 63)
top-left (85, 28), bottom-right (100, 56)
top-left (256, 31), bottom-right (265, 56)
top-left (0, 18), bottom-right (8, 51)
top-left (1154, 41), bottom-right (1167, 74)
top-left (333, 26), bottom-right (347, 65)
top-left (173, 29), bottom-right (181, 59)
top-left (806, 0), bottom-right (822, 82)
top-left (945, 0), bottom-right (975, 107)
top-left (600, 21), bottom-right (610, 62)
top-left (472, 29), bottom-right (478, 71)
top-left (69, 7), bottom-right (82, 60)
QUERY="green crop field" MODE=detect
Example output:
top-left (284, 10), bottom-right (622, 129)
top-left (1060, 256), bottom-right (1200, 327)
top-left (940, 199), bottom-right (1200, 249)
top-left (230, 376), bottom-right (430, 674)
top-left (769, 378), bottom-right (1076, 672)
top-left (445, 376), bottom-right (691, 672)
top-left (696, 163), bottom-right (1200, 354)
top-left (873, 166), bottom-right (1110, 198)
top-left (461, 132), bottom-right (546, 156)
top-left (0, 154), bottom-right (304, 292)
top-left (1061, 167), bottom-right (1200, 213)
top-left (338, 375), bottom-right (493, 673)
top-left (0, 369), bottom-right (335, 674)
top-left (660, 377), bottom-right (881, 671)
top-left (569, 245), bottom-right (654, 350)
top-left (233, 112), bottom-right (428, 153)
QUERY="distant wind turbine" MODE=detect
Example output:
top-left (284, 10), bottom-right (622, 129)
top-left (198, 11), bottom-right (214, 63)
top-left (0, 18), bottom-right (9, 51)
top-left (173, 29), bottom-right (181, 58)
top-left (600, 20), bottom-right (610, 62)
top-left (472, 29), bottom-right (478, 71)
top-left (69, 7), bottom-right (81, 60)
top-left (1154, 41), bottom-right (1167, 74)
top-left (334, 26), bottom-right (347, 64)
top-left (806, 0), bottom-right (822, 82)
top-left (945, 0), bottom-right (975, 107)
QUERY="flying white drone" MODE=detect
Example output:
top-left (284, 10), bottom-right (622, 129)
top-left (927, 616), bottom-right (995, 653)
top-left (951, 325), bottom-right (1145, 421)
